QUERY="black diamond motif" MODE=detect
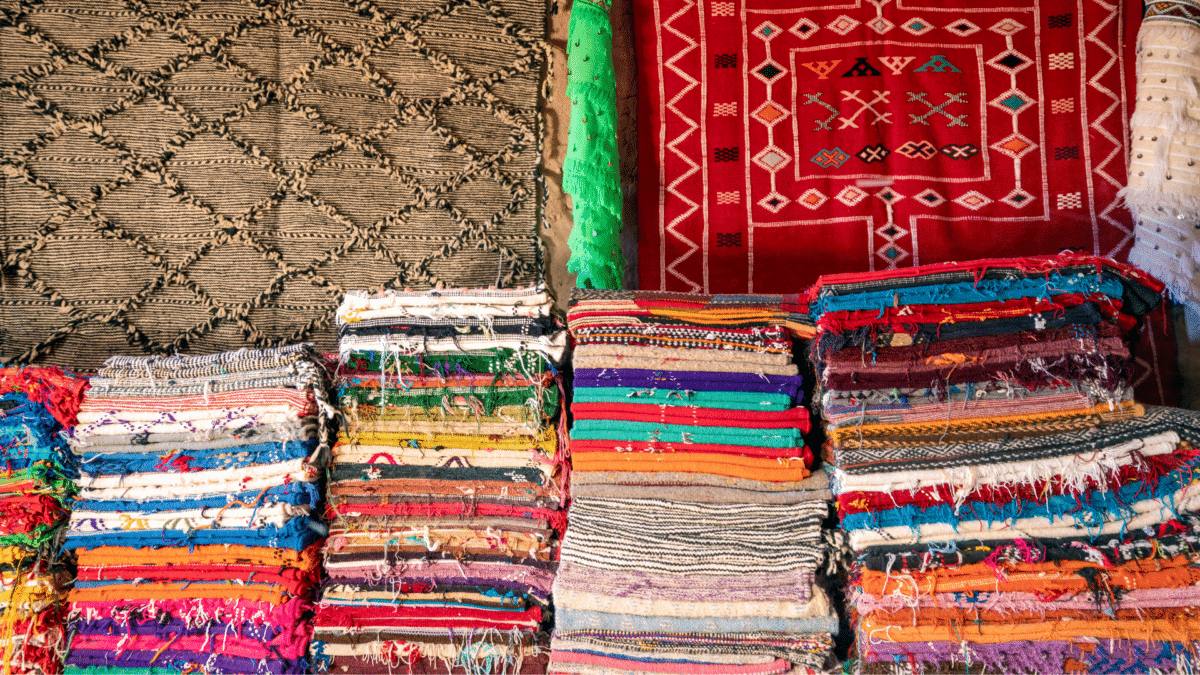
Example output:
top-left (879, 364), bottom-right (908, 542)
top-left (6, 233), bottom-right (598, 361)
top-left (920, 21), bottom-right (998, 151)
top-left (797, 24), bottom-right (812, 33)
top-left (883, 226), bottom-right (898, 236)
top-left (1010, 194), bottom-right (1028, 203)
top-left (997, 53), bottom-right (1027, 70)
top-left (954, 23), bottom-right (972, 31)
top-left (758, 63), bottom-right (783, 80)
top-left (920, 193), bottom-right (939, 203)
top-left (768, 197), bottom-right (782, 207)
top-left (856, 144), bottom-right (890, 164)
top-left (940, 143), bottom-right (980, 160)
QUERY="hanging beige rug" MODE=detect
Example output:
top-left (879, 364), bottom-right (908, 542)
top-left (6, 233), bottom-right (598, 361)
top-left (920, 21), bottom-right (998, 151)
top-left (1124, 0), bottom-right (1200, 328)
top-left (0, 0), bottom-right (547, 368)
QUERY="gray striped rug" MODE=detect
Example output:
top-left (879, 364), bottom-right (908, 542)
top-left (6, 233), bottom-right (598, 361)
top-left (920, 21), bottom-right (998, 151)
top-left (0, 0), bottom-right (546, 368)
top-left (561, 497), bottom-right (829, 575)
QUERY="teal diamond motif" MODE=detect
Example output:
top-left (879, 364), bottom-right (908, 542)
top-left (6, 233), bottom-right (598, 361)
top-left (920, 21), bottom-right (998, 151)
top-left (1000, 94), bottom-right (1027, 110)
top-left (909, 21), bottom-right (925, 30)
top-left (885, 247), bottom-right (900, 259)
top-left (810, 147), bottom-right (849, 168)
top-left (761, 26), bottom-right (773, 35)
top-left (758, 63), bottom-right (783, 80)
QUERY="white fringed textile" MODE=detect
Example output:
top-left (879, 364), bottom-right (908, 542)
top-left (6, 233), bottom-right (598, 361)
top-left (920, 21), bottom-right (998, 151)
top-left (1123, 1), bottom-right (1200, 325)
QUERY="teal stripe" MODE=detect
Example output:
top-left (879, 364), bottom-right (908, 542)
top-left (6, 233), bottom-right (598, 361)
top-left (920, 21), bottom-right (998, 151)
top-left (571, 420), bottom-right (801, 448)
top-left (815, 274), bottom-right (1123, 315)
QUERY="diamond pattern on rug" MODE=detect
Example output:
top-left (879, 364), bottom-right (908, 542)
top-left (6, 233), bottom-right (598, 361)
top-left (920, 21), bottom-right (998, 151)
top-left (0, 0), bottom-right (547, 368)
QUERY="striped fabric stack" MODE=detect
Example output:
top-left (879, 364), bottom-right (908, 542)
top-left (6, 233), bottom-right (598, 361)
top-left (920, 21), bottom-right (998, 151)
top-left (0, 368), bottom-right (88, 675)
top-left (62, 345), bottom-right (334, 675)
top-left (551, 289), bottom-right (839, 675)
top-left (311, 285), bottom-right (568, 674)
top-left (806, 254), bottom-right (1200, 674)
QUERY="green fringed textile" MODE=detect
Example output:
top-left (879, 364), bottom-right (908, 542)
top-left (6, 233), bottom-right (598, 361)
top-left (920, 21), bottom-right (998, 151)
top-left (565, 0), bottom-right (625, 289)
top-left (571, 420), bottom-right (804, 447)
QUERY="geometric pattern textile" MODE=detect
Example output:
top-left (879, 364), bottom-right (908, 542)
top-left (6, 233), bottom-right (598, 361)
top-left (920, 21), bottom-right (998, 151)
top-left (635, 0), bottom-right (1141, 294)
top-left (0, 0), bottom-right (546, 369)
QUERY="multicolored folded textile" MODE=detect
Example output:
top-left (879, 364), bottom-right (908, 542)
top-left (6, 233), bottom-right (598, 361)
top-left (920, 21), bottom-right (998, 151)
top-left (804, 254), bottom-right (1200, 673)
top-left (61, 346), bottom-right (333, 675)
top-left (566, 290), bottom-right (815, 338)
top-left (312, 285), bottom-right (568, 674)
top-left (0, 367), bottom-right (88, 675)
top-left (552, 289), bottom-right (839, 674)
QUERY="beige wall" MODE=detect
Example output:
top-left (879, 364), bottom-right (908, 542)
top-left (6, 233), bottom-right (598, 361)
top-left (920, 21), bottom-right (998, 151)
top-left (540, 0), bottom-right (574, 309)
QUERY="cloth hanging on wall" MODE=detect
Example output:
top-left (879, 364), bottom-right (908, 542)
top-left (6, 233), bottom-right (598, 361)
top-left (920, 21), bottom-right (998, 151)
top-left (0, 0), bottom-right (547, 369)
top-left (634, 0), bottom-right (1142, 293)
top-left (565, 0), bottom-right (625, 289)
top-left (1124, 1), bottom-right (1200, 330)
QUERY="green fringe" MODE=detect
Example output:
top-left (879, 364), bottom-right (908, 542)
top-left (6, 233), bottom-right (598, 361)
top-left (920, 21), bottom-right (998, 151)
top-left (565, 0), bottom-right (625, 289)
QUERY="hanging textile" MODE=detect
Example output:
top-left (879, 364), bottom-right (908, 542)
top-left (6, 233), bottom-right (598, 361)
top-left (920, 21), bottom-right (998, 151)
top-left (0, 0), bottom-right (548, 368)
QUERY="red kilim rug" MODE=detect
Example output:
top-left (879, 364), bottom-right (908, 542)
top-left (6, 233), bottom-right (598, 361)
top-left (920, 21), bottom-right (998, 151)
top-left (636, 0), bottom-right (1142, 292)
top-left (634, 0), bottom-right (1181, 404)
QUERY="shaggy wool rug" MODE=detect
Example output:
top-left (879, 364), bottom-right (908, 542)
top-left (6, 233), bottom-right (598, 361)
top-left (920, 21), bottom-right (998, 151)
top-left (0, 0), bottom-right (547, 367)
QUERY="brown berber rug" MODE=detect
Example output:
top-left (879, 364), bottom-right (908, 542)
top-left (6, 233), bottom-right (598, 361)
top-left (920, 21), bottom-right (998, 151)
top-left (0, 0), bottom-right (547, 368)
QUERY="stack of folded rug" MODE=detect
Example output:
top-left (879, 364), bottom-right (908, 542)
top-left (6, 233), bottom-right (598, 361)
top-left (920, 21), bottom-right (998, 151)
top-left (311, 285), bottom-right (568, 674)
top-left (0, 368), bottom-right (87, 675)
top-left (62, 345), bottom-right (334, 675)
top-left (806, 254), bottom-right (1200, 673)
top-left (551, 289), bottom-right (838, 675)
